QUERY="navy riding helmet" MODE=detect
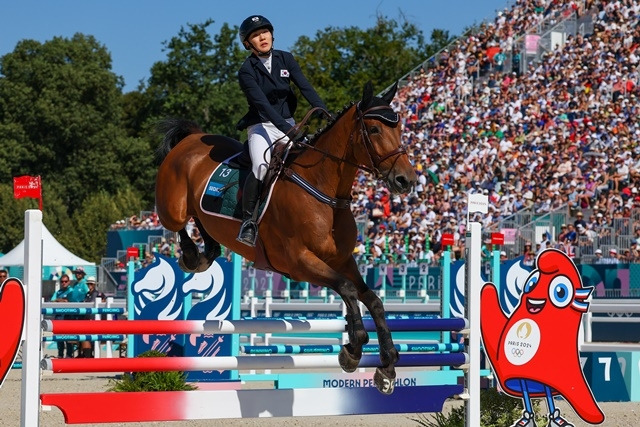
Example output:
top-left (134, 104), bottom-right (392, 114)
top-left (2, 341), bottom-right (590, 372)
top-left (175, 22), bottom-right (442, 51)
top-left (239, 15), bottom-right (274, 50)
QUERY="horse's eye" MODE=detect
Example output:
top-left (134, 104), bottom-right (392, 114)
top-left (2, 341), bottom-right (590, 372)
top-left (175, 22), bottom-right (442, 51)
top-left (369, 125), bottom-right (380, 134)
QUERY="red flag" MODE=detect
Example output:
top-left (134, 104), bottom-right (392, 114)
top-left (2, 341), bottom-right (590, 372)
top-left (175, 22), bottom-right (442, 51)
top-left (13, 175), bottom-right (43, 210)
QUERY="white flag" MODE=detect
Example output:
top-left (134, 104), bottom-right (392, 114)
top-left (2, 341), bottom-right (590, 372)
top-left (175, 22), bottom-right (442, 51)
top-left (467, 193), bottom-right (488, 214)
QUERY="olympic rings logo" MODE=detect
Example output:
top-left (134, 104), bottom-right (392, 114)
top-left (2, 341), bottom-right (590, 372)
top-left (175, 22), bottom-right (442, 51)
top-left (511, 348), bottom-right (524, 357)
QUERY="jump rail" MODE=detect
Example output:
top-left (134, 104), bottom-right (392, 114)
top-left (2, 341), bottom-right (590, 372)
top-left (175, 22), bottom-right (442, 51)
top-left (240, 343), bottom-right (464, 354)
top-left (40, 386), bottom-right (464, 424)
top-left (42, 334), bottom-right (124, 342)
top-left (42, 317), bottom-right (468, 335)
top-left (42, 307), bottom-right (125, 316)
top-left (42, 353), bottom-right (469, 374)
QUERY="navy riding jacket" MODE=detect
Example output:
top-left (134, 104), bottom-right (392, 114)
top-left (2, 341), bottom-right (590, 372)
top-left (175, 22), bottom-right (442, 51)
top-left (236, 49), bottom-right (326, 135)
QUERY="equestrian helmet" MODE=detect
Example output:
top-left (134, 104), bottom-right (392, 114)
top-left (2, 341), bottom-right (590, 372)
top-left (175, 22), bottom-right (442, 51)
top-left (239, 15), bottom-right (273, 49)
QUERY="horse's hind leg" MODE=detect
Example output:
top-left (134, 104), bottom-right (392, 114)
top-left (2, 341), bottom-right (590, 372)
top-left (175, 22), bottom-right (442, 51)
top-left (177, 220), bottom-right (222, 273)
top-left (177, 228), bottom-right (200, 273)
top-left (194, 218), bottom-right (221, 270)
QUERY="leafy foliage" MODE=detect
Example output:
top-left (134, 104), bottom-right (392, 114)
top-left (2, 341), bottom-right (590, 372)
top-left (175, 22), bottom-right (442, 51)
top-left (66, 188), bottom-right (146, 262)
top-left (291, 14), bottom-right (449, 109)
top-left (410, 388), bottom-right (546, 427)
top-left (0, 34), bottom-right (153, 257)
top-left (140, 20), bottom-right (247, 137)
top-left (107, 350), bottom-right (197, 392)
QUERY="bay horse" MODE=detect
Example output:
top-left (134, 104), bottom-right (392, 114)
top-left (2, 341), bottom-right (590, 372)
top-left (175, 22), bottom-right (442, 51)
top-left (155, 81), bottom-right (417, 394)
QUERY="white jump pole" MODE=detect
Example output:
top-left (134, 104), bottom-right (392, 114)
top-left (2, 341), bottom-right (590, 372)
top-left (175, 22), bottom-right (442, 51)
top-left (21, 209), bottom-right (44, 427)
top-left (464, 192), bottom-right (486, 427)
top-left (465, 220), bottom-right (482, 427)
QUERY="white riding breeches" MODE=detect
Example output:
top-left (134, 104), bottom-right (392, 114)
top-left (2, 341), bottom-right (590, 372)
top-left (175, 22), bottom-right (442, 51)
top-left (247, 118), bottom-right (295, 180)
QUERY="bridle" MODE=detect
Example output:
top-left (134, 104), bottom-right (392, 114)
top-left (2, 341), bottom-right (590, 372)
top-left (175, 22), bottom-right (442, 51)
top-left (290, 103), bottom-right (406, 180)
top-left (281, 102), bottom-right (407, 209)
top-left (350, 102), bottom-right (406, 180)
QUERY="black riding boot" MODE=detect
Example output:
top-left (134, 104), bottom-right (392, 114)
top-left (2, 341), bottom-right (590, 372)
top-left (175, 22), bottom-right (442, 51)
top-left (237, 174), bottom-right (262, 246)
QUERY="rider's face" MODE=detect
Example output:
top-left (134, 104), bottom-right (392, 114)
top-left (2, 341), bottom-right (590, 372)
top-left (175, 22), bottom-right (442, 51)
top-left (248, 29), bottom-right (272, 55)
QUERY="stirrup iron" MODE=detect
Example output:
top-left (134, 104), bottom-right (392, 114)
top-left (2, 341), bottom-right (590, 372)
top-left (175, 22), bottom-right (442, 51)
top-left (237, 220), bottom-right (257, 247)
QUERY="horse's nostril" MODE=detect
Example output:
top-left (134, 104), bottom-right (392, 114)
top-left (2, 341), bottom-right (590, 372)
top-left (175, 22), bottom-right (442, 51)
top-left (395, 175), bottom-right (410, 191)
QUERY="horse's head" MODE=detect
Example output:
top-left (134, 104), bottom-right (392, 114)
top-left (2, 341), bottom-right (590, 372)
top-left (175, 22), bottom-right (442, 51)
top-left (353, 81), bottom-right (417, 193)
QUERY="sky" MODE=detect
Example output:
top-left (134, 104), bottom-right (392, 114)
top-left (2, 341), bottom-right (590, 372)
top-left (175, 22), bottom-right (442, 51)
top-left (0, 1), bottom-right (511, 92)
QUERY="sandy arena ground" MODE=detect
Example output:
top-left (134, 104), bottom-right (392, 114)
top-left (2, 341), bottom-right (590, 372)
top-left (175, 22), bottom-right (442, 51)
top-left (1, 368), bottom-right (639, 427)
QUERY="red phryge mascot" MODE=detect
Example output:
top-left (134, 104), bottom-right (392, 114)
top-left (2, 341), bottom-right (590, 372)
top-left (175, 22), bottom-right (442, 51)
top-left (0, 278), bottom-right (25, 389)
top-left (481, 249), bottom-right (605, 426)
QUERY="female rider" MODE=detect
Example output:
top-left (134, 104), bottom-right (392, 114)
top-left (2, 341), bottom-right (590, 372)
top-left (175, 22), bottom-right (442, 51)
top-left (236, 15), bottom-right (328, 246)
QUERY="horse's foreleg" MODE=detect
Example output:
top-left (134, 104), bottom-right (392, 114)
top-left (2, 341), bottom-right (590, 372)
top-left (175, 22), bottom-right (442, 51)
top-left (292, 253), bottom-right (369, 373)
top-left (359, 288), bottom-right (398, 395)
top-left (335, 281), bottom-right (369, 373)
top-left (345, 258), bottom-right (397, 395)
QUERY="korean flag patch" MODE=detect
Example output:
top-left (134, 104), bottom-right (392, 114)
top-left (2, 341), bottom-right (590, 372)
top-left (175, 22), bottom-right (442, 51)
top-left (280, 69), bottom-right (290, 77)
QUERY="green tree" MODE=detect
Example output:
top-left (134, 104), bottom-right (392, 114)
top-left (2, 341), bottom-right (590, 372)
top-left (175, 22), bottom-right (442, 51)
top-left (291, 14), bottom-right (435, 109)
top-left (0, 34), bottom-right (154, 256)
top-left (0, 182), bottom-right (73, 255)
top-left (0, 34), bottom-right (154, 213)
top-left (426, 29), bottom-right (455, 57)
top-left (141, 20), bottom-right (247, 137)
top-left (67, 187), bottom-right (145, 262)
top-left (0, 183), bottom-right (38, 254)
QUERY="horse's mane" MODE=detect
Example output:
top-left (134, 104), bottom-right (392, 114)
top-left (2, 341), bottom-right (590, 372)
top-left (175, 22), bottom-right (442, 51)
top-left (308, 102), bottom-right (355, 145)
top-left (307, 88), bottom-right (393, 145)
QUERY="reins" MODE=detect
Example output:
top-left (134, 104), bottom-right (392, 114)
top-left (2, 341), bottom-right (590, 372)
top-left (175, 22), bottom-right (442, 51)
top-left (280, 102), bottom-right (406, 209)
top-left (290, 104), bottom-right (405, 178)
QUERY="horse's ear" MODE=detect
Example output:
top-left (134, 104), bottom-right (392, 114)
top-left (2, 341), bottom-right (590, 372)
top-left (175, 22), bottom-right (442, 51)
top-left (362, 81), bottom-right (374, 107)
top-left (380, 81), bottom-right (398, 105)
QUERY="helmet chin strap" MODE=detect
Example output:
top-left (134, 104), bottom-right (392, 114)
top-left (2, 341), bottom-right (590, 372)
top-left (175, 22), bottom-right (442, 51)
top-left (256, 48), bottom-right (272, 57)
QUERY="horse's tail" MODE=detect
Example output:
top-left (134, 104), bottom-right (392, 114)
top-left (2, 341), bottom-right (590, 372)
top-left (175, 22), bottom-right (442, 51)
top-left (156, 118), bottom-right (203, 161)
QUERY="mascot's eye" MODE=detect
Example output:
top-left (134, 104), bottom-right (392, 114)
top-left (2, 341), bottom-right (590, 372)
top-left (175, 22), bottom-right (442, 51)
top-left (548, 276), bottom-right (574, 308)
top-left (523, 271), bottom-right (540, 293)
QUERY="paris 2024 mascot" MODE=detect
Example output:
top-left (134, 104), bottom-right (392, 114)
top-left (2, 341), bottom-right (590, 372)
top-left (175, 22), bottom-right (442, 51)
top-left (481, 249), bottom-right (605, 426)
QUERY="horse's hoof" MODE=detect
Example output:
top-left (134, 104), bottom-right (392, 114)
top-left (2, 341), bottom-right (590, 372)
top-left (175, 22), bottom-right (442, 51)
top-left (195, 255), bottom-right (212, 273)
top-left (373, 368), bottom-right (395, 394)
top-left (178, 256), bottom-right (198, 273)
top-left (338, 345), bottom-right (360, 373)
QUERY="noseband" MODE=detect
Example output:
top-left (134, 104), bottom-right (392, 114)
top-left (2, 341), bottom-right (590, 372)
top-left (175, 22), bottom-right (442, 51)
top-left (352, 103), bottom-right (406, 180)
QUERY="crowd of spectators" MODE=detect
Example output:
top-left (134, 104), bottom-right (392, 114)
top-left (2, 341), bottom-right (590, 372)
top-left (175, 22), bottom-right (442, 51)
top-left (109, 211), bottom-right (163, 231)
top-left (351, 0), bottom-right (640, 265)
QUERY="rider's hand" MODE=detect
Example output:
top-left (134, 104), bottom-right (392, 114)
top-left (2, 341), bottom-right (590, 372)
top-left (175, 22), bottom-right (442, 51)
top-left (290, 129), bottom-right (307, 144)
